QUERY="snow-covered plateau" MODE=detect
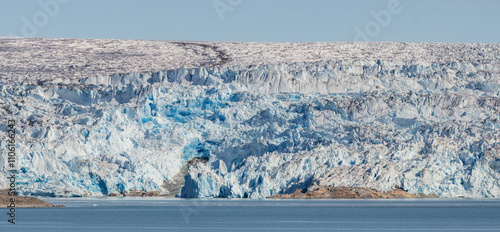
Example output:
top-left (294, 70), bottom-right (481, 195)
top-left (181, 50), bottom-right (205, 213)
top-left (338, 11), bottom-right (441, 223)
top-left (1, 38), bottom-right (500, 198)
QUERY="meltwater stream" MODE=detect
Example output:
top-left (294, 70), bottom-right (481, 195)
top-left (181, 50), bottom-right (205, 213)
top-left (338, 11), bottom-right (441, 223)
top-left (1, 198), bottom-right (500, 231)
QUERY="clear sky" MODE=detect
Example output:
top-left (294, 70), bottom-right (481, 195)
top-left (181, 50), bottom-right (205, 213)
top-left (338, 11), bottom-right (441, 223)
top-left (1, 0), bottom-right (499, 43)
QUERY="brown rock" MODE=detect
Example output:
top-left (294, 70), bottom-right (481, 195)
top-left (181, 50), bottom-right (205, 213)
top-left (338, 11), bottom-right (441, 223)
top-left (268, 186), bottom-right (435, 199)
top-left (0, 190), bottom-right (64, 208)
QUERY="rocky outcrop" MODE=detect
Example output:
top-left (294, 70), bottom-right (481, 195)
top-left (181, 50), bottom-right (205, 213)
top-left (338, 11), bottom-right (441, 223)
top-left (267, 185), bottom-right (437, 199)
top-left (0, 190), bottom-right (63, 208)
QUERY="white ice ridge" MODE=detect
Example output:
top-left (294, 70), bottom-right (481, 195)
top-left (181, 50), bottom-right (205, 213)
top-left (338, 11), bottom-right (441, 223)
top-left (0, 38), bottom-right (499, 198)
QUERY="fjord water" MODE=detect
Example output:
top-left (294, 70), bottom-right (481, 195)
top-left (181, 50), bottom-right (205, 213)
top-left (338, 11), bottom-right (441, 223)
top-left (1, 198), bottom-right (500, 231)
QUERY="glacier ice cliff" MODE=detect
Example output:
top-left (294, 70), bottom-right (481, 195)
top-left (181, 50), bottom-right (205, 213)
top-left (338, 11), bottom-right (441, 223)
top-left (1, 40), bottom-right (500, 198)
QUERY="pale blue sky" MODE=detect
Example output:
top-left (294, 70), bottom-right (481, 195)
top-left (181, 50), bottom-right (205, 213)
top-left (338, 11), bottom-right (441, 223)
top-left (1, 0), bottom-right (499, 43)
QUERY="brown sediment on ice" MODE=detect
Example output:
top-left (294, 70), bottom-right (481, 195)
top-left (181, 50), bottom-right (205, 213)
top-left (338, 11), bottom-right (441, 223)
top-left (0, 190), bottom-right (64, 208)
top-left (267, 186), bottom-right (438, 199)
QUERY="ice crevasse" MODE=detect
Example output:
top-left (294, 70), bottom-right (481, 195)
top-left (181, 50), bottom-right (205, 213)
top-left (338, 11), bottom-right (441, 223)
top-left (1, 59), bottom-right (500, 198)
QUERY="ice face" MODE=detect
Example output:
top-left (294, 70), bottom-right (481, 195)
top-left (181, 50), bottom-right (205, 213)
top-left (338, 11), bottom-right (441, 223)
top-left (1, 41), bottom-right (500, 198)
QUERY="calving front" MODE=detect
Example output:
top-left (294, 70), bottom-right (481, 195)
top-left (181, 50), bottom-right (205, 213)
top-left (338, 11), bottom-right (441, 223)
top-left (1, 42), bottom-right (500, 199)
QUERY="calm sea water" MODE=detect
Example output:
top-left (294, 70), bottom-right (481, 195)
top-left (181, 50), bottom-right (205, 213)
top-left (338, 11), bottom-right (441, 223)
top-left (1, 198), bottom-right (500, 231)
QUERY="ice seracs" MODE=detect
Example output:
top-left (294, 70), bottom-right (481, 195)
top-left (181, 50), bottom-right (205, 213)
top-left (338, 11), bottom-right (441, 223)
top-left (0, 38), bottom-right (499, 198)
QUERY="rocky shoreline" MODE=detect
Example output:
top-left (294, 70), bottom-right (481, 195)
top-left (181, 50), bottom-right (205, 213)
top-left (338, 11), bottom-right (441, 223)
top-left (0, 190), bottom-right (64, 208)
top-left (268, 186), bottom-right (438, 199)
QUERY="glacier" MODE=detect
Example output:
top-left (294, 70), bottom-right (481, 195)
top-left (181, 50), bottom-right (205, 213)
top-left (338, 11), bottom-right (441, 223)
top-left (0, 39), bottom-right (500, 198)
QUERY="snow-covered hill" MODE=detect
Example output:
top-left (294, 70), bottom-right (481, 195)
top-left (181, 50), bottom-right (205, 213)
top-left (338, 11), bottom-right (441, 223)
top-left (1, 38), bottom-right (499, 198)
